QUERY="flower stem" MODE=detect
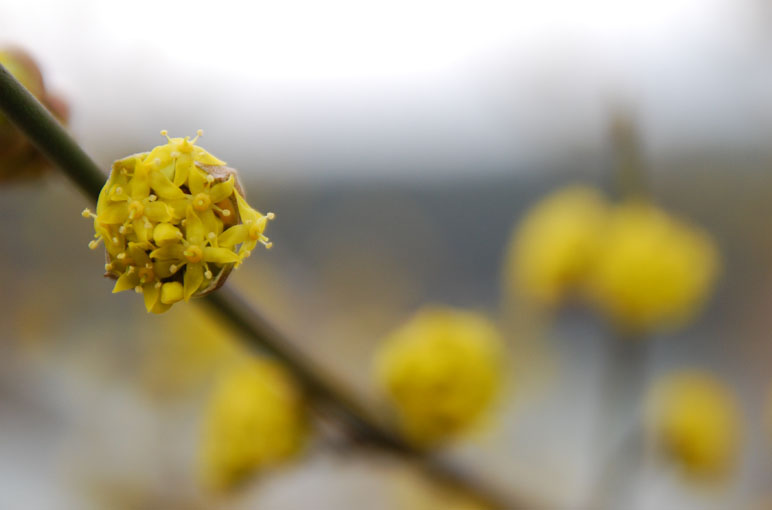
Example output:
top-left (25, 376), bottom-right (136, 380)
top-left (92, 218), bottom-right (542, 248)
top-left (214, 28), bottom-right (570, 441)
top-left (0, 63), bottom-right (523, 510)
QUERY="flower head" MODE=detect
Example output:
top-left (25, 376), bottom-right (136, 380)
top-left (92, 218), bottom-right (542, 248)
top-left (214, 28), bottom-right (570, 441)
top-left (506, 186), bottom-right (608, 306)
top-left (374, 306), bottom-right (503, 446)
top-left (199, 358), bottom-right (307, 491)
top-left (83, 131), bottom-right (274, 313)
top-left (586, 200), bottom-right (719, 332)
top-left (646, 370), bottom-right (740, 478)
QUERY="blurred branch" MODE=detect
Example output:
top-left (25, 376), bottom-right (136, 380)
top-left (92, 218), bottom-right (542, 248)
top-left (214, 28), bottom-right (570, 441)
top-left (0, 63), bottom-right (525, 510)
top-left (590, 109), bottom-right (652, 507)
top-left (608, 106), bottom-right (648, 200)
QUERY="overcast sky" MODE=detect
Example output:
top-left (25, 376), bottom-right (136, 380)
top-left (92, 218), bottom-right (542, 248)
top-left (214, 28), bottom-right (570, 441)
top-left (2, 0), bottom-right (771, 180)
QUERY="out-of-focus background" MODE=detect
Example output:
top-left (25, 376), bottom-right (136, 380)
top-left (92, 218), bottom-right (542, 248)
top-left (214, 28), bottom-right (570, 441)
top-left (2, 1), bottom-right (772, 509)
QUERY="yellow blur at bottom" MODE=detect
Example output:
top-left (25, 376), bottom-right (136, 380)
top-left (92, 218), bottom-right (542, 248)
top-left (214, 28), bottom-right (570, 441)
top-left (647, 370), bottom-right (740, 479)
top-left (199, 358), bottom-right (307, 492)
top-left (375, 306), bottom-right (503, 447)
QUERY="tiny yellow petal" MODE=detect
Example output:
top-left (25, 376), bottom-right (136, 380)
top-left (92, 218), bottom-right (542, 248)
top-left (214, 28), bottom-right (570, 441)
top-left (204, 247), bottom-right (241, 265)
top-left (150, 169), bottom-right (185, 200)
top-left (161, 281), bottom-right (184, 305)
top-left (150, 244), bottom-right (185, 261)
top-left (113, 272), bottom-right (138, 293)
top-left (193, 146), bottom-right (226, 166)
top-left (98, 203), bottom-right (129, 224)
top-left (185, 207), bottom-right (206, 246)
top-left (173, 158), bottom-right (193, 187)
top-left (218, 225), bottom-right (248, 248)
top-left (143, 284), bottom-right (161, 312)
top-left (153, 223), bottom-right (182, 246)
top-left (184, 263), bottom-right (205, 301)
top-left (188, 167), bottom-right (208, 195)
top-left (144, 201), bottom-right (172, 223)
top-left (209, 177), bottom-right (234, 204)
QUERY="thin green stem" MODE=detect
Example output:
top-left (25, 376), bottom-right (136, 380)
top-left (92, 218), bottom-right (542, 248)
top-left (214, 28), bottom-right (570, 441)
top-left (0, 63), bottom-right (523, 510)
top-left (607, 106), bottom-right (649, 201)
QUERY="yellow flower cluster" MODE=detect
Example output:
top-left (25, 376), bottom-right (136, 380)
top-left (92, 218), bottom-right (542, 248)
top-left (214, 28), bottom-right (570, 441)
top-left (82, 131), bottom-right (274, 313)
top-left (374, 306), bottom-right (502, 446)
top-left (506, 186), bottom-right (607, 306)
top-left (508, 186), bottom-right (719, 332)
top-left (199, 358), bottom-right (307, 491)
top-left (646, 370), bottom-right (740, 478)
top-left (587, 201), bottom-right (719, 332)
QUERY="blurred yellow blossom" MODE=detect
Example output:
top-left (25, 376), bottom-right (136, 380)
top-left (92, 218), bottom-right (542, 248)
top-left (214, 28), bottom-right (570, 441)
top-left (646, 370), bottom-right (740, 478)
top-left (0, 47), bottom-right (69, 182)
top-left (140, 310), bottom-right (247, 399)
top-left (374, 306), bottom-right (503, 446)
top-left (199, 358), bottom-right (307, 491)
top-left (506, 186), bottom-right (607, 306)
top-left (82, 131), bottom-right (274, 313)
top-left (587, 201), bottom-right (719, 332)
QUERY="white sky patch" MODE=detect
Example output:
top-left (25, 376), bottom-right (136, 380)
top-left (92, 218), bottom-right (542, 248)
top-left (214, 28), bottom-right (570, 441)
top-left (1, 0), bottom-right (768, 180)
